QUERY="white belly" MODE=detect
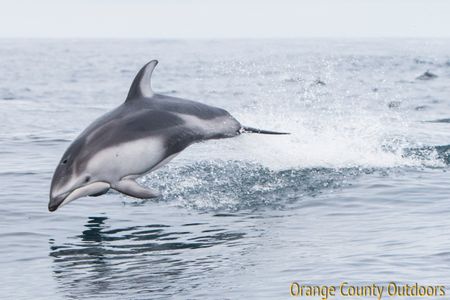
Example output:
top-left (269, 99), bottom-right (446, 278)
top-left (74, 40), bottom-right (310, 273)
top-left (86, 137), bottom-right (167, 181)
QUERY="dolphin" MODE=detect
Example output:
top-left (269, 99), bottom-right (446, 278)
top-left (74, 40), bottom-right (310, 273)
top-left (48, 60), bottom-right (288, 211)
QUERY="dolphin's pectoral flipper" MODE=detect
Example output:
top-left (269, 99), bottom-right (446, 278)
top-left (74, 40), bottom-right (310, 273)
top-left (112, 179), bottom-right (160, 199)
top-left (89, 187), bottom-right (110, 197)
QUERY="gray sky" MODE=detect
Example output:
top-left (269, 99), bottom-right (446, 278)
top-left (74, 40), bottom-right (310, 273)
top-left (1, 0), bottom-right (449, 38)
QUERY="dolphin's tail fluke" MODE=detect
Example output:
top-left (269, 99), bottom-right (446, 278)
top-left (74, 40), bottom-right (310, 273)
top-left (241, 126), bottom-right (290, 135)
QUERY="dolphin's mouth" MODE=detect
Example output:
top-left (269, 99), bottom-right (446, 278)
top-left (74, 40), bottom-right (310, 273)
top-left (48, 182), bottom-right (111, 212)
top-left (48, 191), bottom-right (71, 212)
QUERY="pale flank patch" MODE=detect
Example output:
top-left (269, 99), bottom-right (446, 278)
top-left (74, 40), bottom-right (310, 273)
top-left (86, 136), bottom-right (166, 182)
top-left (178, 114), bottom-right (238, 138)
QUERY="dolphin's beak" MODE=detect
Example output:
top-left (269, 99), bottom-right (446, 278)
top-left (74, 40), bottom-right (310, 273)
top-left (48, 192), bottom-right (70, 212)
top-left (48, 182), bottom-right (110, 212)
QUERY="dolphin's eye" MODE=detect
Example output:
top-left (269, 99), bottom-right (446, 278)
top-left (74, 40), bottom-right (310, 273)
top-left (85, 176), bottom-right (91, 183)
top-left (62, 159), bottom-right (68, 165)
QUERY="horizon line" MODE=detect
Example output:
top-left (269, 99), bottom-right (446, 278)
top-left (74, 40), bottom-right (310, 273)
top-left (2, 36), bottom-right (450, 40)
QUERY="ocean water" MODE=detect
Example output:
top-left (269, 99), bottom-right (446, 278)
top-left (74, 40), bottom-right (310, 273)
top-left (1, 39), bottom-right (450, 299)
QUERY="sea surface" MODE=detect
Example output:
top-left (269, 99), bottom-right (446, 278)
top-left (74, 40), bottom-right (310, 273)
top-left (1, 39), bottom-right (450, 299)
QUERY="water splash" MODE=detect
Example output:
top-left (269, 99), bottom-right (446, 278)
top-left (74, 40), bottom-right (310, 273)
top-left (139, 161), bottom-right (376, 211)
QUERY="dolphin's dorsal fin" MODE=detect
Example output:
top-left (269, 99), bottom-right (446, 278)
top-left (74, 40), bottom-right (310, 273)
top-left (126, 60), bottom-right (158, 101)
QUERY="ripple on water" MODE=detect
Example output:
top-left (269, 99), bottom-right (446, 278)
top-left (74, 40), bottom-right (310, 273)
top-left (49, 216), bottom-right (249, 299)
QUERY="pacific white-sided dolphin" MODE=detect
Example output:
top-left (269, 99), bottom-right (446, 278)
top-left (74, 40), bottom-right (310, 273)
top-left (48, 60), bottom-right (288, 211)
